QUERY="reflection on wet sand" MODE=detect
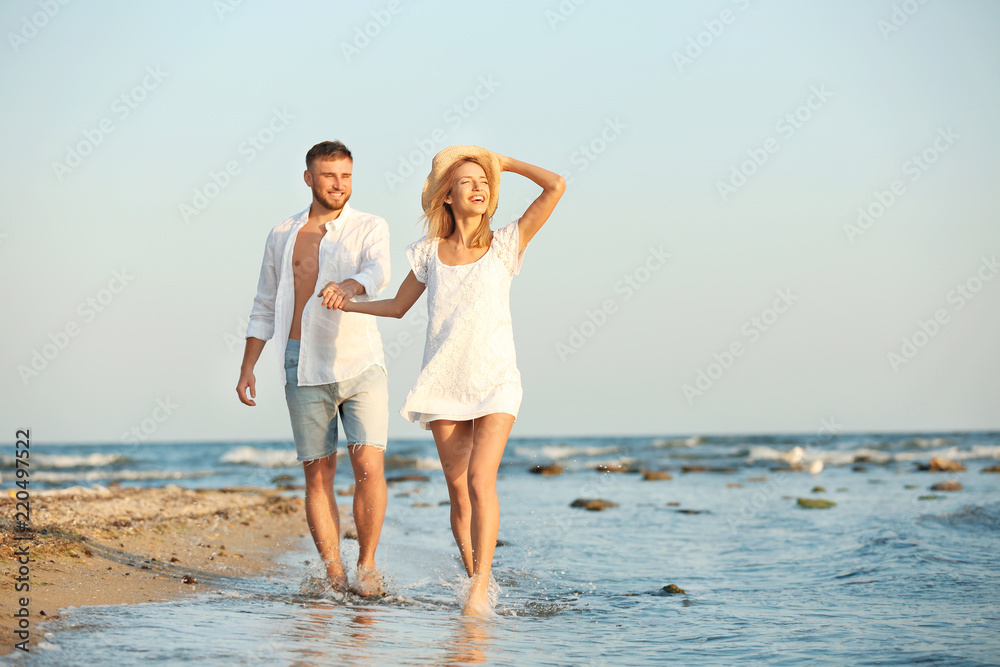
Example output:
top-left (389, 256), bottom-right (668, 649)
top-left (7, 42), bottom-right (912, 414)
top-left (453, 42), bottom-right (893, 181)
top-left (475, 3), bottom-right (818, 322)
top-left (283, 600), bottom-right (379, 660)
top-left (349, 609), bottom-right (379, 646)
top-left (444, 616), bottom-right (495, 665)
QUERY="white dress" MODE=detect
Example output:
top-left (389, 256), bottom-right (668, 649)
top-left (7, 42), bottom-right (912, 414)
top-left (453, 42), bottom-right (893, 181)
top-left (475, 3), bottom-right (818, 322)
top-left (400, 219), bottom-right (526, 429)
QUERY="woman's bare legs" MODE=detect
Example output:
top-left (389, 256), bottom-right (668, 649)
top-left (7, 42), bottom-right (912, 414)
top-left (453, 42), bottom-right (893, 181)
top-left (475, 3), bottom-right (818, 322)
top-left (432, 413), bottom-right (514, 615)
top-left (432, 420), bottom-right (475, 575)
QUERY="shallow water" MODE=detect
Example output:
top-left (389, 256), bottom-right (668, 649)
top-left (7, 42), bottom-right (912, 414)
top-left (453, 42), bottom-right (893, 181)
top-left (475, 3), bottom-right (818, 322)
top-left (6, 433), bottom-right (1000, 665)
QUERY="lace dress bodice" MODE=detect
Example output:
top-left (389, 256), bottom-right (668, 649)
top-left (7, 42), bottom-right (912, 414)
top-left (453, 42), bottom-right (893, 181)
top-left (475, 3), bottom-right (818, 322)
top-left (400, 219), bottom-right (525, 428)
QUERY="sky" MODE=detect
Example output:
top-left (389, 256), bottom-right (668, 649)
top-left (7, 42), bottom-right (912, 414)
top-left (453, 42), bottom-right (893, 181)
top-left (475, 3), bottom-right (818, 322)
top-left (2, 0), bottom-right (999, 446)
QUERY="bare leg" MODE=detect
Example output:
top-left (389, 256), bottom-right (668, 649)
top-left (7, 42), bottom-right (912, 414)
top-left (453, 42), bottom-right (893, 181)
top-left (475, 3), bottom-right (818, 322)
top-left (431, 420), bottom-right (475, 576)
top-left (348, 443), bottom-right (387, 596)
top-left (464, 413), bottom-right (514, 615)
top-left (302, 455), bottom-right (348, 590)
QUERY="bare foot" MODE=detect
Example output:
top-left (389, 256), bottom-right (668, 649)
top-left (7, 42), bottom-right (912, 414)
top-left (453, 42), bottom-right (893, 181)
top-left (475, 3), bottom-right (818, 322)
top-left (326, 561), bottom-right (349, 592)
top-left (461, 574), bottom-right (496, 616)
top-left (352, 564), bottom-right (386, 597)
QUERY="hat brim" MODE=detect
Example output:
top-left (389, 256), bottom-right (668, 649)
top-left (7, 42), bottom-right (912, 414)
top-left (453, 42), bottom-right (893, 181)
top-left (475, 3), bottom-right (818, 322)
top-left (421, 145), bottom-right (501, 220)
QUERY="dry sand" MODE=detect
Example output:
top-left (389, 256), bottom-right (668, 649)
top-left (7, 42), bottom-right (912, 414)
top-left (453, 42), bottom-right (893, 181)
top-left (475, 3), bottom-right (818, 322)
top-left (1, 484), bottom-right (353, 655)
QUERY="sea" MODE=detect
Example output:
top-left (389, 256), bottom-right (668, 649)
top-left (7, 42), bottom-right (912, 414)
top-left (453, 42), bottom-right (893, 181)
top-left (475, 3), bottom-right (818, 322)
top-left (3, 431), bottom-right (1000, 666)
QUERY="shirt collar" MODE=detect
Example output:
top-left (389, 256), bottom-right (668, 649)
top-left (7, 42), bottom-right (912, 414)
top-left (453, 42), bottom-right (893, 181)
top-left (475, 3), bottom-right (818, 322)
top-left (292, 202), bottom-right (353, 233)
top-left (324, 202), bottom-right (353, 233)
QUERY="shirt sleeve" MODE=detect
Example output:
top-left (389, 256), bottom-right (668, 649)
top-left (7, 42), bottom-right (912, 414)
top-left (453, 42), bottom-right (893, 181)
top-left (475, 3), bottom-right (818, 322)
top-left (347, 219), bottom-right (391, 300)
top-left (246, 230), bottom-right (278, 341)
top-left (493, 219), bottom-right (526, 275)
top-left (406, 236), bottom-right (432, 283)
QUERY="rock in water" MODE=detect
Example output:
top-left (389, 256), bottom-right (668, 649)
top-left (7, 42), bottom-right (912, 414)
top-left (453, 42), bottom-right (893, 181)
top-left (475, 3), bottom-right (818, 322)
top-left (641, 470), bottom-right (672, 481)
top-left (386, 474), bottom-right (431, 483)
top-left (797, 498), bottom-right (836, 509)
top-left (570, 498), bottom-right (619, 511)
top-left (662, 584), bottom-right (686, 595)
top-left (930, 480), bottom-right (962, 492)
top-left (929, 457), bottom-right (966, 472)
top-left (529, 464), bottom-right (564, 475)
top-left (595, 463), bottom-right (629, 473)
top-left (812, 486), bottom-right (826, 493)
top-left (982, 465), bottom-right (1000, 474)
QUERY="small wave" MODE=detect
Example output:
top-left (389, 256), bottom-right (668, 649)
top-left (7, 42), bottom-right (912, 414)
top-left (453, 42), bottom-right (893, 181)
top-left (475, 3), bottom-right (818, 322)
top-left (892, 445), bottom-right (1000, 463)
top-left (28, 469), bottom-right (216, 484)
top-left (0, 452), bottom-right (129, 469)
top-left (219, 446), bottom-right (298, 468)
top-left (900, 437), bottom-right (950, 449)
top-left (652, 436), bottom-right (704, 448)
top-left (921, 503), bottom-right (1000, 532)
top-left (512, 444), bottom-right (621, 461)
top-left (744, 442), bottom-right (1000, 468)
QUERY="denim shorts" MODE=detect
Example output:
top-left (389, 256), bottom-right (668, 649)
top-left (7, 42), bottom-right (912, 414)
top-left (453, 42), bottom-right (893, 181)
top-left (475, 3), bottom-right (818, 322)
top-left (283, 339), bottom-right (389, 462)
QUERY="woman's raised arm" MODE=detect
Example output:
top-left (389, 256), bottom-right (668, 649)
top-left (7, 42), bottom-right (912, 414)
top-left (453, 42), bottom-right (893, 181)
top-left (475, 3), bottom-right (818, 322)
top-left (496, 154), bottom-right (566, 251)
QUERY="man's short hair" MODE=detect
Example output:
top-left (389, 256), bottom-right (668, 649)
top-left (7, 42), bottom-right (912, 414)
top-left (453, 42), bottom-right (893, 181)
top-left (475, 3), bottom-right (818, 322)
top-left (306, 141), bottom-right (352, 168)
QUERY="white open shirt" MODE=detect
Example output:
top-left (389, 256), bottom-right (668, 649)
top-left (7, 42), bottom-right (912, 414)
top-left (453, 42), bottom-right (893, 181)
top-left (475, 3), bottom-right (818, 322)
top-left (246, 203), bottom-right (391, 386)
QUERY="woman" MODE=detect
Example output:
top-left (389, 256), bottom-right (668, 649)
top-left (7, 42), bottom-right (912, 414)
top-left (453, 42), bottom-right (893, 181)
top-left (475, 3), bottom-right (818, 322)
top-left (319, 146), bottom-right (565, 615)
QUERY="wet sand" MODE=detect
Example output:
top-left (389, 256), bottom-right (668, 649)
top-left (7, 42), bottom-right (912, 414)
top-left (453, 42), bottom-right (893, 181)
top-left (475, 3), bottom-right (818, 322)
top-left (0, 485), bottom-right (350, 655)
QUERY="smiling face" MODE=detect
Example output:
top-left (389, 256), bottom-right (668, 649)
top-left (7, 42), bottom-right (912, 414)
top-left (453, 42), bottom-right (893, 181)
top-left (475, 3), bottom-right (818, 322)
top-left (304, 156), bottom-right (352, 213)
top-left (445, 160), bottom-right (490, 218)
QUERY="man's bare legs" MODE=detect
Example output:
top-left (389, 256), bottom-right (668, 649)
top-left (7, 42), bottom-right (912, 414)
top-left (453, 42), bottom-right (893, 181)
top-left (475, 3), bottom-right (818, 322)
top-left (302, 454), bottom-right (348, 590)
top-left (348, 443), bottom-right (387, 596)
top-left (302, 446), bottom-right (387, 595)
top-left (432, 413), bottom-right (514, 615)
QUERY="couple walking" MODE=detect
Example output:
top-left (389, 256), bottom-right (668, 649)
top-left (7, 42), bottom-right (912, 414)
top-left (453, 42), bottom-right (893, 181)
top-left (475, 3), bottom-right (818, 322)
top-left (237, 140), bottom-right (565, 615)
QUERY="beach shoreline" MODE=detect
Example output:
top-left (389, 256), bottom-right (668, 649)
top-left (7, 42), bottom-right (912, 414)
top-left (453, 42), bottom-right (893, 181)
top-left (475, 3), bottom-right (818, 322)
top-left (0, 485), bottom-right (345, 656)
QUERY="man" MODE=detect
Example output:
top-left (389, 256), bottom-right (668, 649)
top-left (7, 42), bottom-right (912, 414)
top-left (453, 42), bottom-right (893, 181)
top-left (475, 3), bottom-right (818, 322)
top-left (237, 140), bottom-right (390, 596)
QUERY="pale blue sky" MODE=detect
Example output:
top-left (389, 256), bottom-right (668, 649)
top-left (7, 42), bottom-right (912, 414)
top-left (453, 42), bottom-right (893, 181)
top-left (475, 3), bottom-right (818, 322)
top-left (2, 0), bottom-right (998, 444)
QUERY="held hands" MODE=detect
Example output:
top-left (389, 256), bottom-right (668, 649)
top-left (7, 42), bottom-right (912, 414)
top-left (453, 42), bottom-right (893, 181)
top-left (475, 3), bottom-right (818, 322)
top-left (317, 281), bottom-right (357, 310)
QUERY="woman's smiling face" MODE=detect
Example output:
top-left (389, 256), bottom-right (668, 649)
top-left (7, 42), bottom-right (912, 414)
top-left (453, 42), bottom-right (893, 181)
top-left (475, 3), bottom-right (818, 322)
top-left (446, 161), bottom-right (490, 217)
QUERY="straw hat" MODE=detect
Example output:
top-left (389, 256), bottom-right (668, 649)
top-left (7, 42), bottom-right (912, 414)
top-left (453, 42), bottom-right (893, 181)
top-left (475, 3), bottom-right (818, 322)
top-left (421, 145), bottom-right (501, 219)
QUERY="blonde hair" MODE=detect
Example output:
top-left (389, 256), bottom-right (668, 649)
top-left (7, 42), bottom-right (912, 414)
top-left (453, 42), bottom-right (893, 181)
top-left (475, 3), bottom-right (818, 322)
top-left (421, 157), bottom-right (493, 247)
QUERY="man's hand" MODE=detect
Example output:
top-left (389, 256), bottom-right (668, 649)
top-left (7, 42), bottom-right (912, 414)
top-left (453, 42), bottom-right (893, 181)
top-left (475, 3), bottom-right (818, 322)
top-left (318, 281), bottom-right (358, 310)
top-left (237, 369), bottom-right (257, 406)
